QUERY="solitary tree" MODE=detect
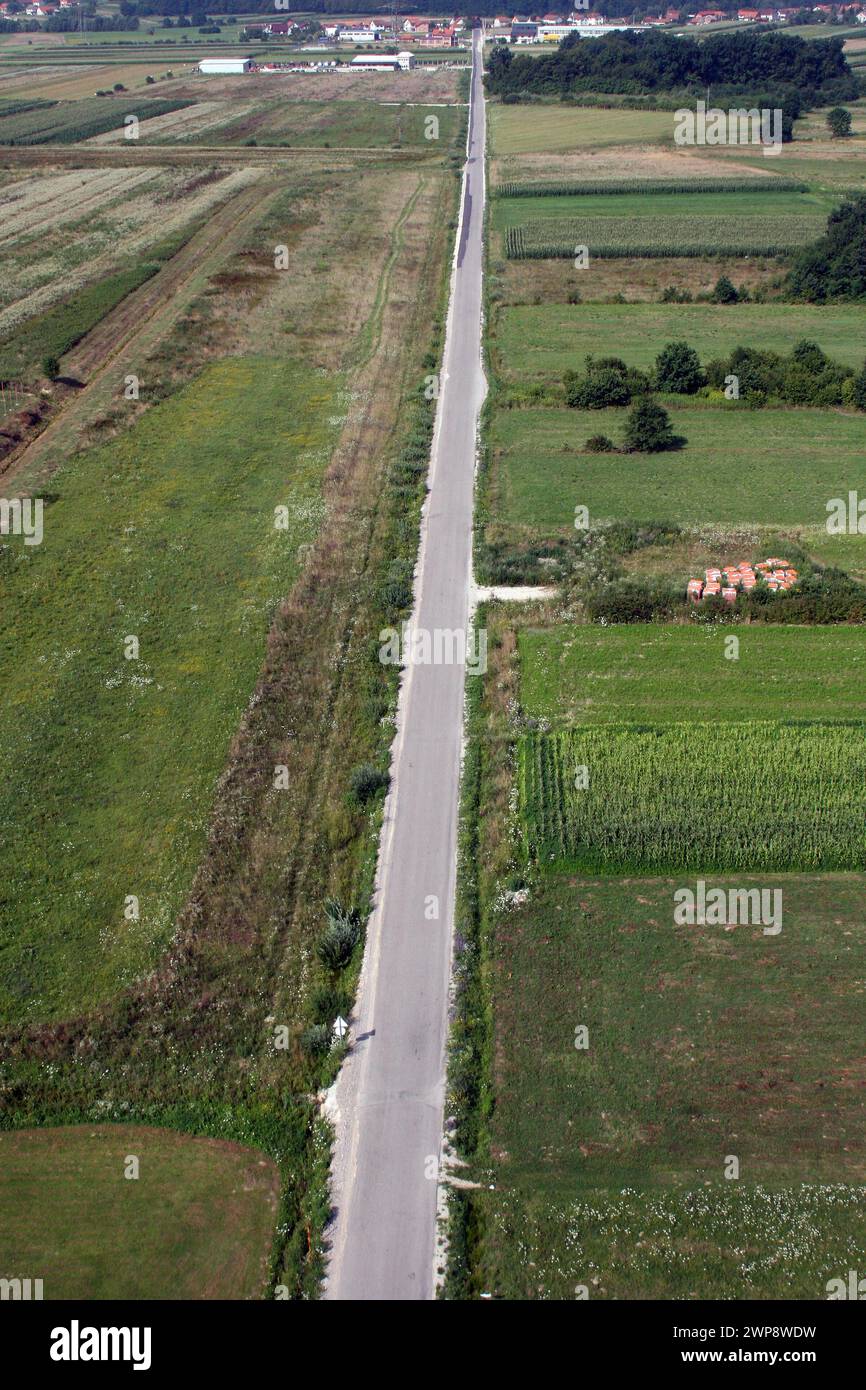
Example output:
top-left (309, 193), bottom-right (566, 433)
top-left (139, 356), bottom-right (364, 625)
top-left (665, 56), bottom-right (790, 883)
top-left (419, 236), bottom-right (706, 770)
top-left (622, 397), bottom-right (678, 453)
top-left (827, 106), bottom-right (852, 138)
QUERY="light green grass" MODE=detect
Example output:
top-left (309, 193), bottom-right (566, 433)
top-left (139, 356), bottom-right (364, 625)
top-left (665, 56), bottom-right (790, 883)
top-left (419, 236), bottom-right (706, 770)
top-left (490, 102), bottom-right (674, 154)
top-left (477, 1180), bottom-right (866, 1300)
top-left (496, 303), bottom-right (866, 379)
top-left (0, 356), bottom-right (341, 1025)
top-left (492, 404), bottom-right (864, 529)
top-left (733, 149), bottom-right (866, 191)
top-left (518, 625), bottom-right (866, 725)
top-left (0, 1125), bottom-right (279, 1299)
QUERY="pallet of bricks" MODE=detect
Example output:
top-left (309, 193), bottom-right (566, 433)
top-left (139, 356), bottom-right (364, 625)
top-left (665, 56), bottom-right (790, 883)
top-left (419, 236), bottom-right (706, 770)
top-left (687, 558), bottom-right (799, 604)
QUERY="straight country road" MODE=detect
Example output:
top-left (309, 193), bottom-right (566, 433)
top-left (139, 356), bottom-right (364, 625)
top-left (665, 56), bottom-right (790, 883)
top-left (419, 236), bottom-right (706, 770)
top-left (324, 28), bottom-right (487, 1302)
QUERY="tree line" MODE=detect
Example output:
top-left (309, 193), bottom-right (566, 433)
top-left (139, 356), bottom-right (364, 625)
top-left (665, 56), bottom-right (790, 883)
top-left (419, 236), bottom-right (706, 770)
top-left (485, 29), bottom-right (859, 112)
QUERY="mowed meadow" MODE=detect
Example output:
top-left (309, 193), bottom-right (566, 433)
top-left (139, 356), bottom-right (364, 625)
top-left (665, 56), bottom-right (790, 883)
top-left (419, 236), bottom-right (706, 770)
top-left (491, 403), bottom-right (862, 530)
top-left (0, 1126), bottom-right (280, 1299)
top-left (0, 358), bottom-right (340, 1022)
top-left (451, 67), bottom-right (866, 1301)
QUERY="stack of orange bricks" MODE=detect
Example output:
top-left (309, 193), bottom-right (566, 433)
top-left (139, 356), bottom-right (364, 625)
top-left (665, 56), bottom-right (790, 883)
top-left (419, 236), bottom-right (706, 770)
top-left (687, 558), bottom-right (799, 604)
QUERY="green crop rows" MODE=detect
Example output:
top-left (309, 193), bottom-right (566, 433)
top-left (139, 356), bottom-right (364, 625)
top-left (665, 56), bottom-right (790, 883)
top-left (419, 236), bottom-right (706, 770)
top-left (519, 722), bottom-right (866, 874)
top-left (0, 97), bottom-right (193, 145)
top-left (505, 214), bottom-right (823, 259)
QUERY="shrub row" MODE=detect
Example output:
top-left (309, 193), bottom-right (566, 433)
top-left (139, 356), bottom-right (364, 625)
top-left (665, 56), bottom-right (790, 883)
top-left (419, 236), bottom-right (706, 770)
top-left (587, 571), bottom-right (866, 626)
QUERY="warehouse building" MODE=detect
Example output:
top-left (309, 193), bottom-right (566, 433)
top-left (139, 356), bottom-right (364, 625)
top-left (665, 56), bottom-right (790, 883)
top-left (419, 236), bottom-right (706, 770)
top-left (198, 58), bottom-right (254, 75)
top-left (349, 51), bottom-right (415, 71)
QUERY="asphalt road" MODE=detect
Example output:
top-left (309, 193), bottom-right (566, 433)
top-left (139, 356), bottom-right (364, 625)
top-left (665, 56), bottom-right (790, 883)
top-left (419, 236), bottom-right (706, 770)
top-left (324, 30), bottom-right (487, 1302)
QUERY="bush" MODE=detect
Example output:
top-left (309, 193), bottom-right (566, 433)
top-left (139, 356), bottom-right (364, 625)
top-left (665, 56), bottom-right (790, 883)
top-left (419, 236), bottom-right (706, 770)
top-left (349, 763), bottom-right (389, 805)
top-left (851, 360), bottom-right (866, 411)
top-left (654, 340), bottom-right (704, 394)
top-left (786, 195), bottom-right (866, 302)
top-left (316, 901), bottom-right (362, 970)
top-left (584, 433), bottom-right (617, 453)
top-left (379, 557), bottom-right (414, 612)
top-left (565, 365), bottom-right (631, 409)
top-left (622, 396), bottom-right (680, 453)
top-left (300, 1024), bottom-right (332, 1055)
top-left (41, 354), bottom-right (60, 380)
top-left (312, 984), bottom-right (352, 1026)
top-left (587, 577), bottom-right (684, 624)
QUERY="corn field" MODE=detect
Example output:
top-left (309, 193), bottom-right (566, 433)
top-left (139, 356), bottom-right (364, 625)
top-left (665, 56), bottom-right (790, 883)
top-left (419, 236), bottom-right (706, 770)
top-left (0, 98), bottom-right (57, 121)
top-left (0, 99), bottom-right (194, 147)
top-left (505, 214), bottom-right (822, 260)
top-left (495, 178), bottom-right (808, 198)
top-left (519, 722), bottom-right (866, 873)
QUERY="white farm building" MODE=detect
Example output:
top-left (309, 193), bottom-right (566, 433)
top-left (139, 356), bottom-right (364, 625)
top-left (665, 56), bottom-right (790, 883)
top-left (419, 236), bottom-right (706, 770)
top-left (198, 58), bottom-right (253, 75)
top-left (349, 51), bottom-right (415, 72)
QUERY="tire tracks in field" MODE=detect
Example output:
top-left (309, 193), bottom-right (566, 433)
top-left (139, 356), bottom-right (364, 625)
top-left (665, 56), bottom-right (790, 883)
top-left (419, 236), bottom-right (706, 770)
top-left (348, 173), bottom-right (425, 372)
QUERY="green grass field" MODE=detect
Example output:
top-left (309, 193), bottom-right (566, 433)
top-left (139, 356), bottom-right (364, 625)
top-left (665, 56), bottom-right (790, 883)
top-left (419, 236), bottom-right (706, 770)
top-left (490, 872), bottom-right (866, 1188)
top-left (496, 303), bottom-right (866, 379)
top-left (479, 868), bottom-right (866, 1297)
top-left (0, 356), bottom-right (341, 1025)
top-left (0, 1125), bottom-right (279, 1298)
top-left (518, 625), bottom-right (866, 725)
top-left (476, 1180), bottom-right (866, 1300)
top-left (490, 103), bottom-right (675, 154)
top-left (491, 403), bottom-right (863, 530)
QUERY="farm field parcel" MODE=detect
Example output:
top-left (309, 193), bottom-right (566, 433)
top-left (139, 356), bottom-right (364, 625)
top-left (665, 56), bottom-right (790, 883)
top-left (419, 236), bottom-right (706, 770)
top-left (491, 404), bottom-right (862, 531)
top-left (0, 1126), bottom-right (279, 1300)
